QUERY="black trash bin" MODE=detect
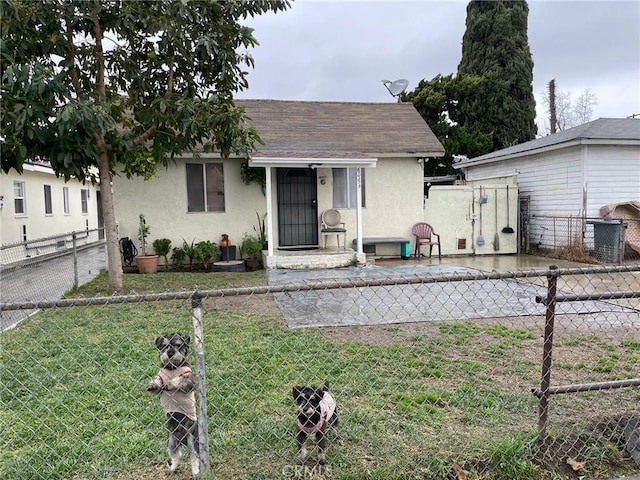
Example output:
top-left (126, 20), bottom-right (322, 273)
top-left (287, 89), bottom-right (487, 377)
top-left (587, 219), bottom-right (628, 263)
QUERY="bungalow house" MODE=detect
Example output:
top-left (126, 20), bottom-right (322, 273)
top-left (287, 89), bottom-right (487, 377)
top-left (111, 100), bottom-right (444, 269)
top-left (455, 117), bottom-right (640, 256)
top-left (0, 161), bottom-right (102, 263)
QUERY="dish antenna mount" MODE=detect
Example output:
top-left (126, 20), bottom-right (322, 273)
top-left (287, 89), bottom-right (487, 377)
top-left (382, 79), bottom-right (409, 102)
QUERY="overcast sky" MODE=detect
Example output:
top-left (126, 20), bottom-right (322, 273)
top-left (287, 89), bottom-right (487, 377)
top-left (235, 0), bottom-right (640, 134)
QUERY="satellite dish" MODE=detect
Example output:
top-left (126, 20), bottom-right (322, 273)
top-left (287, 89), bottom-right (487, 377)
top-left (382, 79), bottom-right (409, 102)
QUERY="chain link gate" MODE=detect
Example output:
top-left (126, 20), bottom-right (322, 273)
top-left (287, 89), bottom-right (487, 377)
top-left (1, 265), bottom-right (639, 479)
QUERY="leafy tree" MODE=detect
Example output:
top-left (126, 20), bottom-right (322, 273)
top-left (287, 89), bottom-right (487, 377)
top-left (457, 0), bottom-right (537, 149)
top-left (1, 0), bottom-right (289, 292)
top-left (403, 74), bottom-right (492, 176)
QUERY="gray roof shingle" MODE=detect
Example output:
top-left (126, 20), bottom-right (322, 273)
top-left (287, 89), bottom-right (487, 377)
top-left (456, 117), bottom-right (640, 167)
top-left (235, 99), bottom-right (444, 159)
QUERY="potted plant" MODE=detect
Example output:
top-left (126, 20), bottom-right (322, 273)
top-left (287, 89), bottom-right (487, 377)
top-left (240, 163), bottom-right (266, 187)
top-left (241, 233), bottom-right (263, 270)
top-left (152, 238), bottom-right (172, 271)
top-left (254, 211), bottom-right (267, 250)
top-left (135, 214), bottom-right (159, 273)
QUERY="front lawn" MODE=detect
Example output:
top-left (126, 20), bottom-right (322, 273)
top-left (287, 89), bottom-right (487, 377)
top-left (1, 270), bottom-right (636, 479)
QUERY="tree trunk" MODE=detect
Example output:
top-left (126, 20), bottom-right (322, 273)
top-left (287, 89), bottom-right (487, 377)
top-left (98, 151), bottom-right (123, 293)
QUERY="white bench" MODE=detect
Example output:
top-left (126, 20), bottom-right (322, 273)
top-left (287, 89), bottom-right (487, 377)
top-left (352, 237), bottom-right (411, 259)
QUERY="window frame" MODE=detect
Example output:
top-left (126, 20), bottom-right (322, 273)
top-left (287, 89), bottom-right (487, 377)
top-left (185, 162), bottom-right (225, 213)
top-left (44, 184), bottom-right (53, 215)
top-left (13, 180), bottom-right (26, 216)
top-left (63, 187), bottom-right (70, 214)
top-left (332, 167), bottom-right (365, 209)
top-left (81, 189), bottom-right (89, 214)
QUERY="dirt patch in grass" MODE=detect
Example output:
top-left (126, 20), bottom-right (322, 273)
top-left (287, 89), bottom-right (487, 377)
top-left (318, 314), bottom-right (639, 347)
top-left (316, 316), bottom-right (640, 479)
top-left (203, 292), bottom-right (281, 316)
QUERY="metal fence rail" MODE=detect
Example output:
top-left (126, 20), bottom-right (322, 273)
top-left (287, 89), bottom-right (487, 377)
top-left (1, 265), bottom-right (639, 479)
top-left (527, 215), bottom-right (640, 263)
top-left (1, 228), bottom-right (106, 330)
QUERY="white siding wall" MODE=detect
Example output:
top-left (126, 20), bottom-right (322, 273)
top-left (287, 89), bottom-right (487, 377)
top-left (0, 166), bottom-right (100, 246)
top-left (584, 144), bottom-right (640, 215)
top-left (463, 145), bottom-right (585, 217)
top-left (461, 142), bottom-right (640, 251)
top-left (462, 143), bottom-right (640, 218)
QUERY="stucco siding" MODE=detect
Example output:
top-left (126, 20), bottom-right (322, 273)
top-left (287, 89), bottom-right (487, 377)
top-left (352, 158), bottom-right (423, 256)
top-left (112, 157), bottom-right (267, 254)
top-left (425, 179), bottom-right (518, 256)
top-left (112, 156), bottom-right (424, 259)
top-left (1, 166), bottom-right (100, 246)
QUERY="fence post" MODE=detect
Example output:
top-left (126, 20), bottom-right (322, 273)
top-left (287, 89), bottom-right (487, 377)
top-left (538, 265), bottom-right (559, 440)
top-left (72, 232), bottom-right (78, 290)
top-left (191, 291), bottom-right (209, 477)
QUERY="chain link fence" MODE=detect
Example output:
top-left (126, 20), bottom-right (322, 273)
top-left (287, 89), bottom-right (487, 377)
top-left (1, 260), bottom-right (639, 479)
top-left (1, 228), bottom-right (106, 331)
top-left (526, 215), bottom-right (640, 264)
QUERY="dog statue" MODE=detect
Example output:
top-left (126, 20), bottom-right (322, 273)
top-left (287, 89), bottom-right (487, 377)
top-left (146, 333), bottom-right (200, 479)
top-left (292, 381), bottom-right (339, 465)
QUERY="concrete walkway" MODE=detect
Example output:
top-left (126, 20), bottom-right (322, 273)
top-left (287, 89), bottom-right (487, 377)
top-left (266, 255), bottom-right (639, 329)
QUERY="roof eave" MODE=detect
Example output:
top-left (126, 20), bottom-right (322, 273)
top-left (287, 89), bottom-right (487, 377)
top-left (375, 151), bottom-right (445, 158)
top-left (249, 157), bottom-right (377, 168)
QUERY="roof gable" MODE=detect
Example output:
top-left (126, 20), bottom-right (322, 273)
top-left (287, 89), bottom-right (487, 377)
top-left (235, 99), bottom-right (444, 159)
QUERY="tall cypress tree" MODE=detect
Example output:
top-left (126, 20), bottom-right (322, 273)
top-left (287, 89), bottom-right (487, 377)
top-left (457, 0), bottom-right (537, 150)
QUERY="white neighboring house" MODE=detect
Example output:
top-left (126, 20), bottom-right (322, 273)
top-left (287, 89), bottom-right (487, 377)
top-left (0, 161), bottom-right (101, 263)
top-left (455, 118), bottom-right (640, 217)
top-left (455, 118), bottom-right (640, 253)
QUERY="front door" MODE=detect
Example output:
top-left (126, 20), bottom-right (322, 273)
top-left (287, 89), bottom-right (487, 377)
top-left (276, 168), bottom-right (318, 248)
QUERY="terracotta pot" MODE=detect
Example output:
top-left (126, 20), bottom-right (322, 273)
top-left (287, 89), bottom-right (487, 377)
top-left (244, 254), bottom-right (259, 270)
top-left (220, 240), bottom-right (229, 248)
top-left (135, 255), bottom-right (159, 273)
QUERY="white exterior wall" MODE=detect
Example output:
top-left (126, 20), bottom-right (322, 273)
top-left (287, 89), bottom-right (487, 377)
top-left (112, 156), bottom-right (267, 256)
top-left (460, 142), bottom-right (640, 251)
top-left (462, 143), bottom-right (640, 218)
top-left (112, 156), bottom-right (425, 259)
top-left (424, 177), bottom-right (518, 256)
top-left (463, 145), bottom-right (585, 216)
top-left (342, 157), bottom-right (424, 256)
top-left (584, 144), bottom-right (640, 215)
top-left (0, 165), bottom-right (100, 247)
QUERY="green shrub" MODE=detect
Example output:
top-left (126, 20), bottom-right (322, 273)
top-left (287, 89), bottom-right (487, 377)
top-left (152, 238), bottom-right (172, 270)
top-left (194, 240), bottom-right (220, 269)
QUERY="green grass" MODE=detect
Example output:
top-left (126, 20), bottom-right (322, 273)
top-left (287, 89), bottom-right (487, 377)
top-left (1, 271), bottom-right (637, 480)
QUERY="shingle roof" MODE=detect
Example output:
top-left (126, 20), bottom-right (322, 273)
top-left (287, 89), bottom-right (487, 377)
top-left (456, 117), bottom-right (640, 167)
top-left (235, 99), bottom-right (444, 159)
